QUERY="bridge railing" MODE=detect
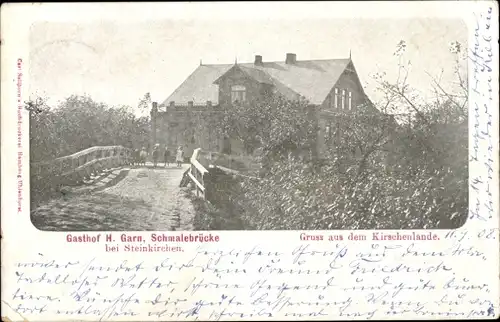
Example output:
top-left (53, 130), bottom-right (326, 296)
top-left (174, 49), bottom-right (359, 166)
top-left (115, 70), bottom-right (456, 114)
top-left (188, 148), bottom-right (209, 199)
top-left (187, 148), bottom-right (263, 200)
top-left (31, 145), bottom-right (133, 186)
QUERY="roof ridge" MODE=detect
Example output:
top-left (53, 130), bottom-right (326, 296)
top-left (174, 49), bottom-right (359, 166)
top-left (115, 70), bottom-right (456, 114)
top-left (200, 58), bottom-right (351, 66)
top-left (294, 58), bottom-right (351, 62)
top-left (200, 63), bottom-right (233, 66)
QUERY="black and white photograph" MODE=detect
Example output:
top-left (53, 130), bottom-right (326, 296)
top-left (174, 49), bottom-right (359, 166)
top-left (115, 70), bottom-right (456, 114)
top-left (2, 3), bottom-right (499, 322)
top-left (29, 17), bottom-right (468, 231)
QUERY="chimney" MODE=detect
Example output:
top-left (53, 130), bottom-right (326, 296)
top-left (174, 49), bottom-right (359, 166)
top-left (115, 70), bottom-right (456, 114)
top-left (169, 101), bottom-right (175, 108)
top-left (188, 101), bottom-right (193, 108)
top-left (206, 100), bottom-right (212, 107)
top-left (285, 53), bottom-right (297, 64)
top-left (152, 101), bottom-right (158, 110)
top-left (254, 55), bottom-right (263, 66)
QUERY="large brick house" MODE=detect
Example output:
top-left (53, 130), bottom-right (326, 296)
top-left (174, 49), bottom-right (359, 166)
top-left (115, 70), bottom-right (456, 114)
top-left (152, 53), bottom-right (375, 158)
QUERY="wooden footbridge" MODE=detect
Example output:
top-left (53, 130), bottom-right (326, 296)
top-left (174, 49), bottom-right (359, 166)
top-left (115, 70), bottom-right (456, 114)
top-left (30, 145), bottom-right (260, 231)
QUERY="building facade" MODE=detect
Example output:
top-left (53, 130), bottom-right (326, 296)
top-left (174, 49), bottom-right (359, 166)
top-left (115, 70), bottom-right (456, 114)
top-left (151, 53), bottom-right (374, 158)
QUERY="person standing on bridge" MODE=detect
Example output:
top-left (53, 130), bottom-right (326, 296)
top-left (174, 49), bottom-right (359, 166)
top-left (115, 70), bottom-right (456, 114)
top-left (139, 147), bottom-right (148, 167)
top-left (133, 149), bottom-right (140, 166)
top-left (152, 144), bottom-right (160, 168)
top-left (176, 146), bottom-right (184, 168)
top-left (164, 146), bottom-right (171, 168)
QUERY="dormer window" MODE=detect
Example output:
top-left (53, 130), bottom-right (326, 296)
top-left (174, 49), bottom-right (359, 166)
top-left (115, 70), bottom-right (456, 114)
top-left (231, 85), bottom-right (246, 103)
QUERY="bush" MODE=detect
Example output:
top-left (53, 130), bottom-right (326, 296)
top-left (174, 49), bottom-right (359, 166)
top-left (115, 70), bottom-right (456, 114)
top-left (191, 196), bottom-right (248, 230)
top-left (218, 152), bottom-right (467, 230)
top-left (187, 167), bottom-right (252, 230)
top-left (205, 104), bottom-right (468, 230)
top-left (202, 40), bottom-right (469, 230)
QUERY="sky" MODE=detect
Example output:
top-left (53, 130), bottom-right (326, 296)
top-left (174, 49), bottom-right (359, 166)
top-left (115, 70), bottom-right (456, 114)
top-left (29, 17), bottom-right (467, 117)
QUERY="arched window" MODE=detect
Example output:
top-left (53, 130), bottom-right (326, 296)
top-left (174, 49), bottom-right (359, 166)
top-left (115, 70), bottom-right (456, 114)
top-left (341, 89), bottom-right (346, 109)
top-left (231, 85), bottom-right (246, 103)
top-left (348, 91), bottom-right (352, 110)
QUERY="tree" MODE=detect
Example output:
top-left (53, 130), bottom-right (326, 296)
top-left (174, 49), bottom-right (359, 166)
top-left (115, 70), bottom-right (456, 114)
top-left (136, 92), bottom-right (153, 119)
top-left (29, 94), bottom-right (151, 162)
top-left (321, 105), bottom-right (397, 178)
top-left (28, 96), bottom-right (61, 161)
top-left (214, 95), bottom-right (319, 160)
top-left (205, 40), bottom-right (468, 230)
top-left (138, 92), bottom-right (152, 110)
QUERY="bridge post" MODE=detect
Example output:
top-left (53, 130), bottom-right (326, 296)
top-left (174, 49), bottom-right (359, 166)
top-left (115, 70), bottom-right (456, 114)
top-left (187, 148), bottom-right (208, 200)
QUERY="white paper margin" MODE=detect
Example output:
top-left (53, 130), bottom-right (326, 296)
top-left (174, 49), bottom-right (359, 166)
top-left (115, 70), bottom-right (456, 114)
top-left (1, 2), bottom-right (499, 321)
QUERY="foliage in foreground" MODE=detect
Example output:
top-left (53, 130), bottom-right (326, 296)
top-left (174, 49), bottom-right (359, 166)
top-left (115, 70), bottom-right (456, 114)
top-left (196, 109), bottom-right (467, 230)
top-left (194, 41), bottom-right (469, 230)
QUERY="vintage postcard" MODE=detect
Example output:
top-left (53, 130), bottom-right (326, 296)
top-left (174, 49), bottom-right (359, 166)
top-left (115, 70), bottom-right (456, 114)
top-left (1, 1), bottom-right (499, 321)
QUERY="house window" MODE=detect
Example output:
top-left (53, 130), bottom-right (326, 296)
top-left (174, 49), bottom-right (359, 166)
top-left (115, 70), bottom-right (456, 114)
top-left (341, 89), bottom-right (346, 109)
top-left (348, 91), bottom-right (352, 110)
top-left (231, 85), bottom-right (246, 103)
top-left (334, 88), bottom-right (339, 109)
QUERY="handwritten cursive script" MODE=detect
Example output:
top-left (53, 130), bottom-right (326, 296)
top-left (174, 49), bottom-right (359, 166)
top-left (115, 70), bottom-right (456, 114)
top-left (2, 232), bottom-right (498, 322)
top-left (469, 5), bottom-right (496, 224)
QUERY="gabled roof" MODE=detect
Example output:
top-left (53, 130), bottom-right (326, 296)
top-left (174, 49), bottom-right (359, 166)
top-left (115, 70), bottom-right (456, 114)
top-left (162, 64), bottom-right (230, 106)
top-left (162, 58), bottom-right (354, 106)
top-left (213, 65), bottom-right (275, 85)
